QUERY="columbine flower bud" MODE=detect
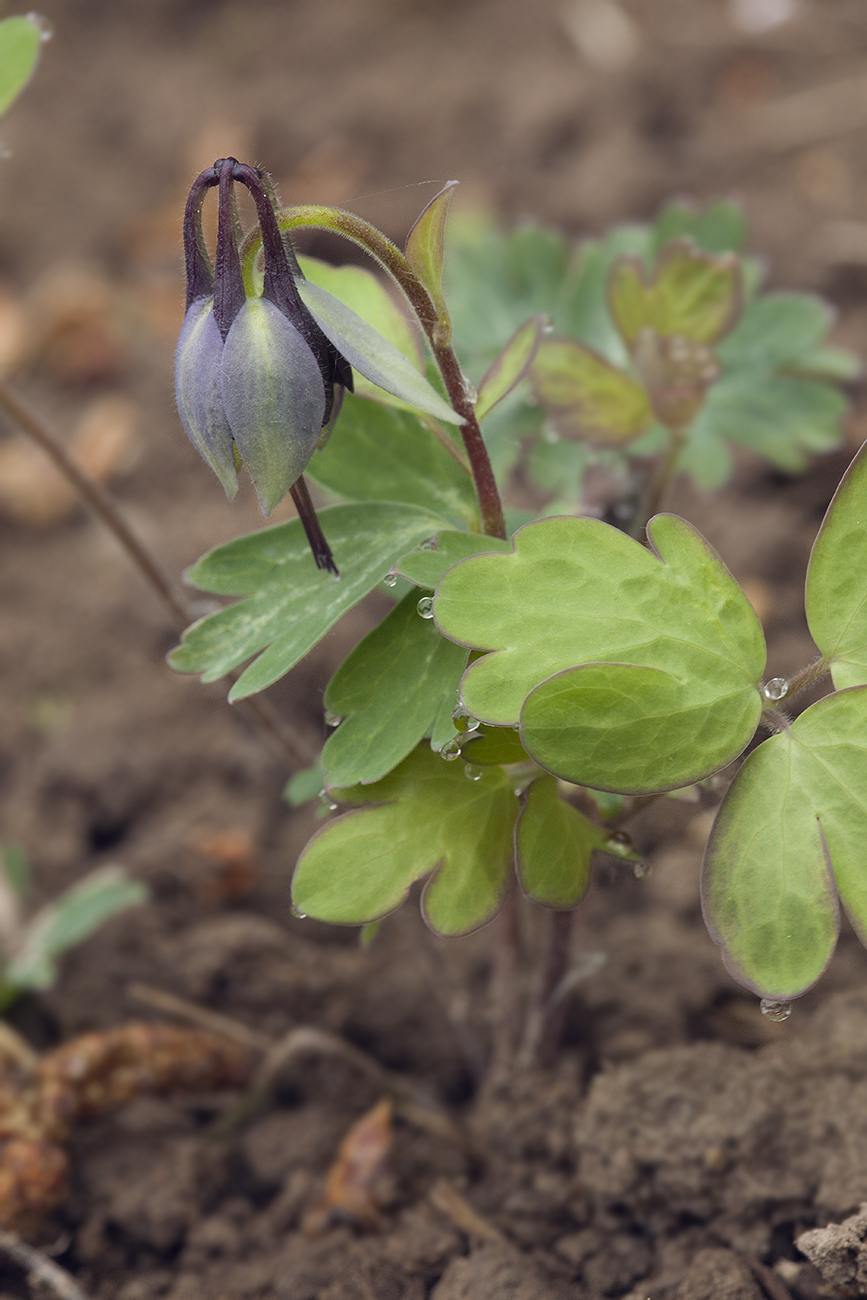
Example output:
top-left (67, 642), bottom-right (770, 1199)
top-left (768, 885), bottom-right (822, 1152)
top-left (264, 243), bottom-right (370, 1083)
top-left (175, 158), bottom-right (352, 571)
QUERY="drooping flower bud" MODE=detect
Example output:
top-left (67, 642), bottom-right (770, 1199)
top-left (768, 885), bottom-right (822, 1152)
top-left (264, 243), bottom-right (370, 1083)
top-left (175, 158), bottom-right (352, 572)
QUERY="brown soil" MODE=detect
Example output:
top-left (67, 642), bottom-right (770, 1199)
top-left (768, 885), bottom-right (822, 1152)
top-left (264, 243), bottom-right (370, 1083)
top-left (2, 1), bottom-right (867, 1297)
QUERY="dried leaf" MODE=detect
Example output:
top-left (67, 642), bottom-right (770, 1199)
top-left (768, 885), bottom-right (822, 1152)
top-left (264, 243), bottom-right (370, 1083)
top-left (303, 1098), bottom-right (393, 1234)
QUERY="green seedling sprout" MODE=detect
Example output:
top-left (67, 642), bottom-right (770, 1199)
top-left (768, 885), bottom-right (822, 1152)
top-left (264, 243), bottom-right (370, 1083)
top-left (0, 847), bottom-right (147, 1011)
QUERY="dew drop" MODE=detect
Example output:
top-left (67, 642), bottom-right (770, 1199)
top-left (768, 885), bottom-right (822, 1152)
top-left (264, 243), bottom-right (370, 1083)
top-left (759, 998), bottom-right (792, 1022)
top-left (417, 596), bottom-right (435, 619)
top-left (452, 704), bottom-right (481, 733)
top-left (439, 738), bottom-right (462, 761)
top-left (291, 905), bottom-right (308, 919)
top-left (324, 709), bottom-right (342, 728)
top-left (420, 538), bottom-right (438, 552)
top-left (318, 790), bottom-right (338, 811)
top-left (763, 677), bottom-right (788, 702)
top-left (464, 764), bottom-right (484, 781)
top-left (26, 12), bottom-right (53, 40)
top-left (383, 572), bottom-right (398, 588)
top-left (633, 861), bottom-right (651, 879)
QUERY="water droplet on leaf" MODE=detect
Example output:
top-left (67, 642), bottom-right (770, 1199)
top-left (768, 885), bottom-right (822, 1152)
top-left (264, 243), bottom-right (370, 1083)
top-left (420, 538), bottom-right (438, 552)
top-left (759, 998), bottom-right (792, 1022)
top-left (763, 677), bottom-right (788, 702)
top-left (383, 572), bottom-right (398, 588)
top-left (318, 790), bottom-right (338, 811)
top-left (439, 738), bottom-right (461, 761)
top-left (452, 705), bottom-right (481, 733)
top-left (633, 861), bottom-right (651, 879)
top-left (463, 764), bottom-right (484, 781)
top-left (324, 709), bottom-right (342, 728)
top-left (417, 596), bottom-right (434, 619)
top-left (291, 905), bottom-right (308, 919)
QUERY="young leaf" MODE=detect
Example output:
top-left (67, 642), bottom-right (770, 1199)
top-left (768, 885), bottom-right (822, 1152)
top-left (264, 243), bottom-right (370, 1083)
top-left (307, 394), bottom-right (476, 524)
top-left (433, 515), bottom-right (766, 772)
top-left (299, 256), bottom-right (425, 410)
top-left (806, 440), bottom-right (867, 689)
top-left (170, 502), bottom-right (452, 699)
top-left (7, 866), bottom-right (147, 993)
top-left (292, 746), bottom-right (519, 935)
top-left (0, 15), bottom-right (41, 119)
top-left (530, 339), bottom-right (653, 445)
top-left (395, 529), bottom-right (512, 590)
top-left (516, 777), bottom-right (607, 907)
top-left (404, 181), bottom-right (459, 345)
top-left (608, 242), bottom-right (742, 351)
top-left (476, 317), bottom-right (545, 422)
top-left (296, 280), bottom-right (460, 423)
top-left (702, 688), bottom-right (867, 999)
top-left (322, 591), bottom-right (468, 789)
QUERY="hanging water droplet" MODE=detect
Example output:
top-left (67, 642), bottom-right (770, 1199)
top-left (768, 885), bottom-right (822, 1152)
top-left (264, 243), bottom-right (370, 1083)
top-left (763, 677), bottom-right (788, 702)
top-left (633, 860), bottom-right (651, 879)
top-left (26, 12), bottom-right (53, 41)
top-left (383, 572), bottom-right (398, 588)
top-left (417, 596), bottom-right (434, 619)
top-left (291, 905), bottom-right (308, 919)
top-left (324, 709), bottom-right (342, 728)
top-left (452, 704), bottom-right (481, 733)
top-left (464, 764), bottom-right (484, 782)
top-left (318, 791), bottom-right (338, 811)
top-left (439, 738), bottom-right (462, 761)
top-left (420, 538), bottom-right (438, 552)
top-left (759, 998), bottom-right (792, 1022)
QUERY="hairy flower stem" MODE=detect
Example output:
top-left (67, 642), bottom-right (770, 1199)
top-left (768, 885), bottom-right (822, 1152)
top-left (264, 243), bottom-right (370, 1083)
top-left (777, 656), bottom-right (830, 702)
top-left (242, 205), bottom-right (508, 541)
top-left (0, 379), bottom-right (316, 769)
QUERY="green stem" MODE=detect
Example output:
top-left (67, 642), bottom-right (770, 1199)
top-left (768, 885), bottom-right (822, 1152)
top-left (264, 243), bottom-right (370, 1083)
top-left (630, 425), bottom-right (687, 539)
top-left (773, 656), bottom-right (830, 703)
top-left (241, 205), bottom-right (508, 541)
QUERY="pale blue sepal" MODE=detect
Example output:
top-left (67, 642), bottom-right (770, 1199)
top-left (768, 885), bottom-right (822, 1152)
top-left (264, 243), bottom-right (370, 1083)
top-left (175, 297), bottom-right (239, 499)
top-left (221, 298), bottom-right (326, 515)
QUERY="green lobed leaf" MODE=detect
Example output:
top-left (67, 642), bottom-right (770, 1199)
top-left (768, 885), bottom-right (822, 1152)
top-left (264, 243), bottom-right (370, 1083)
top-left (404, 181), bottom-right (459, 345)
top-left (296, 279), bottom-right (460, 423)
top-left (322, 590), bottom-right (468, 789)
top-left (608, 242), bottom-right (742, 351)
top-left (530, 339), bottom-right (653, 445)
top-left (7, 867), bottom-right (147, 992)
top-left (702, 688), bottom-right (867, 999)
top-left (307, 394), bottom-right (476, 524)
top-left (0, 15), bottom-right (41, 120)
top-left (433, 513), bottom-right (766, 792)
top-left (395, 529), bottom-right (512, 589)
top-left (170, 502), bottom-right (451, 699)
top-left (292, 746), bottom-right (519, 935)
top-left (516, 777), bottom-right (607, 907)
top-left (805, 440), bottom-right (867, 688)
top-left (697, 370), bottom-right (846, 473)
top-left (650, 200), bottom-right (747, 257)
top-left (476, 317), bottom-right (545, 422)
